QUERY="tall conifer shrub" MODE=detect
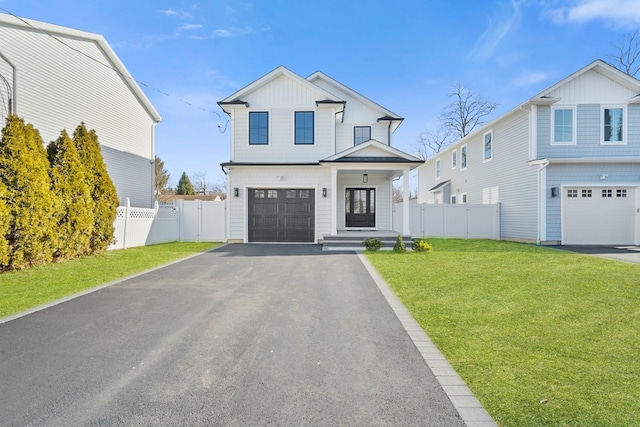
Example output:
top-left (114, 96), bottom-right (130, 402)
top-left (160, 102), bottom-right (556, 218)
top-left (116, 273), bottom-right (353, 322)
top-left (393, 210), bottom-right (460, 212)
top-left (0, 181), bottom-right (10, 266)
top-left (48, 129), bottom-right (94, 259)
top-left (0, 115), bottom-right (57, 268)
top-left (72, 123), bottom-right (119, 253)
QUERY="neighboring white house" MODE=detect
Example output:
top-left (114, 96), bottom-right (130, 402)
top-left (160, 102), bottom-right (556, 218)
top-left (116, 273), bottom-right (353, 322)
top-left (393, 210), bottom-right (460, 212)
top-left (418, 60), bottom-right (640, 245)
top-left (0, 14), bottom-right (162, 208)
top-left (218, 66), bottom-right (423, 243)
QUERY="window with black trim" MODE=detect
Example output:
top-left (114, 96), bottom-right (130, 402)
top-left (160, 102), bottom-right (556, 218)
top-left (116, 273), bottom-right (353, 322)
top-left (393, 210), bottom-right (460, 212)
top-left (295, 111), bottom-right (314, 144)
top-left (602, 189), bottom-right (613, 198)
top-left (582, 189), bottom-right (592, 198)
top-left (249, 112), bottom-right (268, 145)
top-left (617, 189), bottom-right (627, 198)
top-left (354, 126), bottom-right (371, 145)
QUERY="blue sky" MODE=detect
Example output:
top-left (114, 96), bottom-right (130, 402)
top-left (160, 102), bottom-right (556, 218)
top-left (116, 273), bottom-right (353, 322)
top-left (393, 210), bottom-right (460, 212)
top-left (1, 0), bottom-right (640, 189)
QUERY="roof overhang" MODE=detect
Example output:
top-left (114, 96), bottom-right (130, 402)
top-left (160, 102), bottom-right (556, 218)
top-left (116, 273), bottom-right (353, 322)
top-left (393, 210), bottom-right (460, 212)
top-left (529, 157), bottom-right (640, 165)
top-left (429, 180), bottom-right (451, 192)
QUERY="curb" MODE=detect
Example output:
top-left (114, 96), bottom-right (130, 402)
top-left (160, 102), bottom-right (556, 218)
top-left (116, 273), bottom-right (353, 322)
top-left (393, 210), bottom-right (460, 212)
top-left (357, 252), bottom-right (497, 427)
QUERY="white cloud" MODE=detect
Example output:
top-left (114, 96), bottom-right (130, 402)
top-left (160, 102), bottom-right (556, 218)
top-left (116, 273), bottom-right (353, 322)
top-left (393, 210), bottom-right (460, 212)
top-left (469, 0), bottom-right (525, 61)
top-left (180, 24), bottom-right (203, 31)
top-left (186, 26), bottom-right (265, 40)
top-left (158, 9), bottom-right (192, 18)
top-left (510, 70), bottom-right (553, 87)
top-left (548, 0), bottom-right (640, 29)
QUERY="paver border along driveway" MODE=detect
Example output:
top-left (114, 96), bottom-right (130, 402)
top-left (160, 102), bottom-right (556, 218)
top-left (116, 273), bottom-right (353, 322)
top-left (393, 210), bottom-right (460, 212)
top-left (0, 244), bottom-right (492, 426)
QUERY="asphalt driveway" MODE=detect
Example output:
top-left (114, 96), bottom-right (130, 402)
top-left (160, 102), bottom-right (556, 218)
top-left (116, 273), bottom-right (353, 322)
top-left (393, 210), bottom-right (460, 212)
top-left (549, 245), bottom-right (640, 264)
top-left (0, 244), bottom-right (467, 426)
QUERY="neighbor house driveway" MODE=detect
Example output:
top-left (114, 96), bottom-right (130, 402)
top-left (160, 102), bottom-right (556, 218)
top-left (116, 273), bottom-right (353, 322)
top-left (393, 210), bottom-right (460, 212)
top-left (0, 244), bottom-right (473, 426)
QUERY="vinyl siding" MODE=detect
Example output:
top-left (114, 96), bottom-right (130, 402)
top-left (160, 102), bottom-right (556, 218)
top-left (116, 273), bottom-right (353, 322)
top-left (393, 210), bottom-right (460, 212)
top-left (101, 146), bottom-right (153, 208)
top-left (418, 109), bottom-right (538, 241)
top-left (226, 166), bottom-right (332, 242)
top-left (0, 23), bottom-right (157, 207)
top-left (538, 104), bottom-right (640, 158)
top-left (545, 163), bottom-right (640, 241)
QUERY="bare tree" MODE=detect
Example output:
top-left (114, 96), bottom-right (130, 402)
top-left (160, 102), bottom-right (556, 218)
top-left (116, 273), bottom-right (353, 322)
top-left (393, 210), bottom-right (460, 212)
top-left (440, 83), bottom-right (498, 139)
top-left (415, 126), bottom-right (453, 160)
top-left (192, 171), bottom-right (212, 195)
top-left (609, 30), bottom-right (640, 77)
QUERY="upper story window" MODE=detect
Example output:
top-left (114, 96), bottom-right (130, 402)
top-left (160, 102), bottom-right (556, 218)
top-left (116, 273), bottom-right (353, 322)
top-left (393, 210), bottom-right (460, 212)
top-left (435, 158), bottom-right (441, 179)
top-left (602, 106), bottom-right (625, 145)
top-left (461, 144), bottom-right (468, 170)
top-left (249, 112), bottom-right (269, 145)
top-left (483, 130), bottom-right (493, 162)
top-left (294, 111), bottom-right (314, 145)
top-left (552, 107), bottom-right (576, 145)
top-left (354, 126), bottom-right (371, 145)
top-left (451, 149), bottom-right (457, 169)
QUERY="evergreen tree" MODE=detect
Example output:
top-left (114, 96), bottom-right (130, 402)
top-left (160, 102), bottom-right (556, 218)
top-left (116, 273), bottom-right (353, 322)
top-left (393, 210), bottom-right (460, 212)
top-left (0, 115), bottom-right (57, 268)
top-left (48, 129), bottom-right (94, 259)
top-left (0, 181), bottom-right (10, 267)
top-left (154, 155), bottom-right (171, 195)
top-left (73, 123), bottom-right (119, 253)
top-left (176, 172), bottom-right (195, 195)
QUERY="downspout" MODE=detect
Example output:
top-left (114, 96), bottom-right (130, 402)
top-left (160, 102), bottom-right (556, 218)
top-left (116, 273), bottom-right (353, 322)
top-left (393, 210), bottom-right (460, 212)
top-left (0, 51), bottom-right (17, 114)
top-left (388, 121), bottom-right (391, 146)
top-left (536, 160), bottom-right (550, 245)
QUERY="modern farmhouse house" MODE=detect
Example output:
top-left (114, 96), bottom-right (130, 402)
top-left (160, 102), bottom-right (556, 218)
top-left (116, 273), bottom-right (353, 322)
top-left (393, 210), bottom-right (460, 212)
top-left (418, 60), bottom-right (640, 245)
top-left (219, 66), bottom-right (423, 244)
top-left (0, 14), bottom-right (161, 208)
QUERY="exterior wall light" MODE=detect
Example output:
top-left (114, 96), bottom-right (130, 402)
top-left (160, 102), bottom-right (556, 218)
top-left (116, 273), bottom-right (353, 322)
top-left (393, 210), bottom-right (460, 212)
top-left (322, 188), bottom-right (327, 197)
top-left (233, 187), bottom-right (239, 197)
top-left (363, 173), bottom-right (368, 183)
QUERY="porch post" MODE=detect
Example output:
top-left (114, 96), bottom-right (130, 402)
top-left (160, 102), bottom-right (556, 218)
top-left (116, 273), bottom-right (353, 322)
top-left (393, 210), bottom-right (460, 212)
top-left (403, 169), bottom-right (410, 236)
top-left (331, 168), bottom-right (338, 234)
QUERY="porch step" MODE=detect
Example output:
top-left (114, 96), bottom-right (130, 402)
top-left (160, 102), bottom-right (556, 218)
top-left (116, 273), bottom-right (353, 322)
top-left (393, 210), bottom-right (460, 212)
top-left (322, 234), bottom-right (413, 251)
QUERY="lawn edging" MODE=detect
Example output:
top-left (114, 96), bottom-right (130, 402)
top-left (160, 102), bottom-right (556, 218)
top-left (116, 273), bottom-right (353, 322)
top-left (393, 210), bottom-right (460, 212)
top-left (357, 252), bottom-right (497, 427)
top-left (0, 244), bottom-right (227, 325)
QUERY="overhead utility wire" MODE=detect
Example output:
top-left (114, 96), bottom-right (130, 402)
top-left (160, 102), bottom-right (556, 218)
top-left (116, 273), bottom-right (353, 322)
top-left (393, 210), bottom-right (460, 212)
top-left (0, 7), bottom-right (229, 132)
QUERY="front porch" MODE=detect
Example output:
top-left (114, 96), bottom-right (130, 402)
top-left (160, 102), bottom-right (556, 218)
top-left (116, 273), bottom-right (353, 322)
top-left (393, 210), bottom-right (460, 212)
top-left (322, 230), bottom-right (412, 251)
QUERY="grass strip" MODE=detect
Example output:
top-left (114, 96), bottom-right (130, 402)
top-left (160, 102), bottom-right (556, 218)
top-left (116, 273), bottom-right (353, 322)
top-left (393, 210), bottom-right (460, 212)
top-left (0, 242), bottom-right (220, 318)
top-left (367, 239), bottom-right (640, 427)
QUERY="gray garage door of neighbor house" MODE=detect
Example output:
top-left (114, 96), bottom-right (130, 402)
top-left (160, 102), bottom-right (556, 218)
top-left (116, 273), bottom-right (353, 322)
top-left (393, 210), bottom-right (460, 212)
top-left (248, 188), bottom-right (315, 242)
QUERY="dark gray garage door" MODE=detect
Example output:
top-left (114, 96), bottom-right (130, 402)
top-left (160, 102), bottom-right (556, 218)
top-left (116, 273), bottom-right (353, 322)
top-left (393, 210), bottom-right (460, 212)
top-left (248, 189), bottom-right (315, 242)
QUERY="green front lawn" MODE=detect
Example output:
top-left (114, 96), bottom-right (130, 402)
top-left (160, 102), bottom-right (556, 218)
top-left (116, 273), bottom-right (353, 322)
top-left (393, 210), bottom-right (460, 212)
top-left (0, 242), bottom-right (220, 319)
top-left (367, 239), bottom-right (640, 427)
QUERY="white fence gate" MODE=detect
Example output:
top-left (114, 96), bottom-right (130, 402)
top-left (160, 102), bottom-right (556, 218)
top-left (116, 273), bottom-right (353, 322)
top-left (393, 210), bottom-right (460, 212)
top-left (393, 202), bottom-right (500, 240)
top-left (109, 198), bottom-right (227, 250)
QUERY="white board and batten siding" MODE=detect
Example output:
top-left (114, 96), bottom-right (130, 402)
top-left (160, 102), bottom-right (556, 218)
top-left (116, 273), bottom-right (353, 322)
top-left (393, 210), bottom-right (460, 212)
top-left (226, 166), bottom-right (332, 243)
top-left (0, 16), bottom-right (160, 208)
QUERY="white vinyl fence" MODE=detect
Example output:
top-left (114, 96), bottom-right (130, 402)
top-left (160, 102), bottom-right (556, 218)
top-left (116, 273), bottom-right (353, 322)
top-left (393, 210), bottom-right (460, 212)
top-left (109, 198), bottom-right (226, 250)
top-left (394, 202), bottom-right (500, 240)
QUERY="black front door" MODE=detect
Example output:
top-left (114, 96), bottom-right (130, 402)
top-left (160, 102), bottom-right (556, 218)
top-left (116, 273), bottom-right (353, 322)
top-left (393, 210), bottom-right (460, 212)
top-left (345, 188), bottom-right (375, 227)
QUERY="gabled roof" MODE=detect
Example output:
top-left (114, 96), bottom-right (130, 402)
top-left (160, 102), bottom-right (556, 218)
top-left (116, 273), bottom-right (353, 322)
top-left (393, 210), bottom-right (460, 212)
top-left (423, 59), bottom-right (640, 162)
top-left (306, 71), bottom-right (404, 132)
top-left (218, 66), bottom-right (343, 107)
top-left (321, 139), bottom-right (423, 163)
top-left (0, 13), bottom-right (162, 122)
top-left (529, 59), bottom-right (640, 102)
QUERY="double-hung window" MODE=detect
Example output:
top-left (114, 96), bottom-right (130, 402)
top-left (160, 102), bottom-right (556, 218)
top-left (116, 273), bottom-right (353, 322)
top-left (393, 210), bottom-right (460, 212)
top-left (483, 130), bottom-right (493, 162)
top-left (249, 112), bottom-right (269, 145)
top-left (461, 144), bottom-right (467, 170)
top-left (354, 126), bottom-right (371, 145)
top-left (451, 149), bottom-right (457, 169)
top-left (435, 158), bottom-right (441, 179)
top-left (295, 111), bottom-right (314, 144)
top-left (552, 107), bottom-right (575, 145)
top-left (602, 106), bottom-right (625, 144)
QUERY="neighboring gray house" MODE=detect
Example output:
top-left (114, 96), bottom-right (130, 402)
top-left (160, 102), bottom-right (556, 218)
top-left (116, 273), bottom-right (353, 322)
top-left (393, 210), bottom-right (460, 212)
top-left (0, 14), bottom-right (162, 208)
top-left (418, 60), bottom-right (640, 245)
top-left (219, 66), bottom-right (423, 243)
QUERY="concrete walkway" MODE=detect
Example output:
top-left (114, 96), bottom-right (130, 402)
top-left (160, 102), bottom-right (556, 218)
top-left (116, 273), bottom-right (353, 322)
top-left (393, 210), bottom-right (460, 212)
top-left (0, 244), bottom-right (494, 426)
